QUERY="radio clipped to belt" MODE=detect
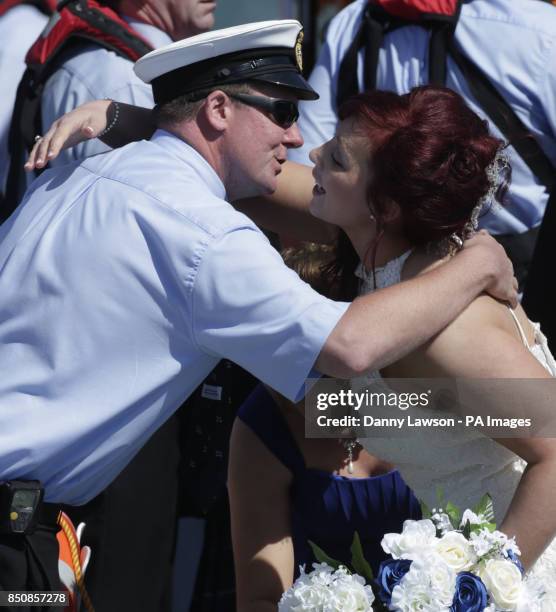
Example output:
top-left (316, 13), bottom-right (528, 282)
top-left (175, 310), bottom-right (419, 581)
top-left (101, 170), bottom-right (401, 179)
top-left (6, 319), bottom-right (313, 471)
top-left (0, 479), bottom-right (44, 535)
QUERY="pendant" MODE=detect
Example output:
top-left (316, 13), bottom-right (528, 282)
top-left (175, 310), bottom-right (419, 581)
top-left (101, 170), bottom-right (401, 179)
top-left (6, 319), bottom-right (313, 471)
top-left (340, 438), bottom-right (359, 475)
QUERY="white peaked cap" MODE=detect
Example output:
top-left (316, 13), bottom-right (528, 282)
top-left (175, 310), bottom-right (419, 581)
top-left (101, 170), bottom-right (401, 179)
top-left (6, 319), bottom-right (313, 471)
top-left (134, 19), bottom-right (318, 104)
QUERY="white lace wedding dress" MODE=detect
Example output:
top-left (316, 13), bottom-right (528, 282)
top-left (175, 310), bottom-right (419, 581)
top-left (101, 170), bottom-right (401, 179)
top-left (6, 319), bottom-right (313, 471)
top-left (355, 251), bottom-right (556, 602)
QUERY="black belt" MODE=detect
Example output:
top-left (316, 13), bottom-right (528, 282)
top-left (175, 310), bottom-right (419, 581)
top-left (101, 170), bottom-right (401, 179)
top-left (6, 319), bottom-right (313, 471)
top-left (38, 503), bottom-right (62, 528)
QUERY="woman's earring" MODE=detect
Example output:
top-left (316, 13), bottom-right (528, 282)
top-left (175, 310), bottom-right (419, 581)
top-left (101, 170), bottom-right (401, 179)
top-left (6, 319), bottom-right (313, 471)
top-left (369, 212), bottom-right (376, 221)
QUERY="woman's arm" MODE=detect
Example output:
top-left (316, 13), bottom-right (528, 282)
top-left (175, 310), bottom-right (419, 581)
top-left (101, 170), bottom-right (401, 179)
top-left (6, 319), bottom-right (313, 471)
top-left (25, 100), bottom-right (154, 170)
top-left (391, 297), bottom-right (556, 570)
top-left (234, 161), bottom-right (336, 244)
top-left (228, 418), bottom-right (295, 610)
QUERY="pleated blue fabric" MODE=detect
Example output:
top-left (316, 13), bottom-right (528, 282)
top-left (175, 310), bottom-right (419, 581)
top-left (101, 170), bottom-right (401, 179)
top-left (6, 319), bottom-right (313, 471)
top-left (237, 385), bottom-right (421, 577)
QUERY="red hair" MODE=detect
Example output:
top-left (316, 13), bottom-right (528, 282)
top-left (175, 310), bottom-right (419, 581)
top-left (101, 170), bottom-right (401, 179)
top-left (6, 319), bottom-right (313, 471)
top-left (338, 86), bottom-right (509, 248)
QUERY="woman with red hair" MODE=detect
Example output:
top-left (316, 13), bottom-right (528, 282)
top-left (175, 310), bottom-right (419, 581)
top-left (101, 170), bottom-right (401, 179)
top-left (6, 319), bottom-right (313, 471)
top-left (230, 86), bottom-right (556, 609)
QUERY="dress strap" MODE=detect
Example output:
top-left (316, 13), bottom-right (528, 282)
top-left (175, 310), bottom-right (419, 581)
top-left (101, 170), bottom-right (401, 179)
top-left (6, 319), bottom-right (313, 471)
top-left (507, 307), bottom-right (530, 348)
top-left (237, 385), bottom-right (306, 475)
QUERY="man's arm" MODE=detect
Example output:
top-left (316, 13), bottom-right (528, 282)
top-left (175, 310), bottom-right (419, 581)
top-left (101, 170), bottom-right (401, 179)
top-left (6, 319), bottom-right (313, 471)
top-left (193, 226), bottom-right (516, 401)
top-left (316, 232), bottom-right (518, 377)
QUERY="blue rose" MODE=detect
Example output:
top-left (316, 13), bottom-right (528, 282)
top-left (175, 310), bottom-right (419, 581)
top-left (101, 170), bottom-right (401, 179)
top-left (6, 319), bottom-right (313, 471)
top-left (450, 572), bottom-right (488, 612)
top-left (505, 549), bottom-right (525, 575)
top-left (377, 558), bottom-right (412, 604)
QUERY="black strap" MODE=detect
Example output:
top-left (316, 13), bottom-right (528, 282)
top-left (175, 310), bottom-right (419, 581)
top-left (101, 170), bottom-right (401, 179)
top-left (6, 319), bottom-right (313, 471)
top-left (3, 71), bottom-right (42, 221)
top-left (337, 3), bottom-right (461, 107)
top-left (448, 39), bottom-right (555, 192)
top-left (337, 14), bottom-right (368, 108)
top-left (362, 8), bottom-right (386, 92)
top-left (428, 22), bottom-right (450, 85)
top-left (522, 190), bottom-right (556, 349)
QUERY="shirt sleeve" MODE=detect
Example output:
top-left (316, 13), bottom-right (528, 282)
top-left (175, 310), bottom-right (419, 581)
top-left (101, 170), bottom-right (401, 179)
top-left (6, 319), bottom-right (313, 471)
top-left (191, 227), bottom-right (350, 401)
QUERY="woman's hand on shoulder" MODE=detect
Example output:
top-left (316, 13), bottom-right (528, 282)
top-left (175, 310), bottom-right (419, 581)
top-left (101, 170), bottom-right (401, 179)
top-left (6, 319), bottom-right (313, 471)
top-left (462, 231), bottom-right (518, 307)
top-left (25, 99), bottom-right (112, 170)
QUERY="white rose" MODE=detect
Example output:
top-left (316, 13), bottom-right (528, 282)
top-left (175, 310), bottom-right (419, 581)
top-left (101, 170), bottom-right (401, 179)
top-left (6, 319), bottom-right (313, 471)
top-left (435, 531), bottom-right (478, 572)
top-left (479, 558), bottom-right (523, 610)
top-left (390, 567), bottom-right (451, 612)
top-left (409, 553), bottom-right (457, 607)
top-left (381, 519), bottom-right (436, 560)
top-left (279, 582), bottom-right (329, 611)
top-left (328, 574), bottom-right (375, 612)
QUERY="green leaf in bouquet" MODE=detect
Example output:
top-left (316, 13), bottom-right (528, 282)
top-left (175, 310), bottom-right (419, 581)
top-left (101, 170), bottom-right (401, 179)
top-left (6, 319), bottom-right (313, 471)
top-left (473, 493), bottom-right (496, 524)
top-left (350, 532), bottom-right (374, 583)
top-left (308, 540), bottom-right (342, 570)
top-left (462, 520), bottom-right (472, 539)
top-left (420, 499), bottom-right (432, 519)
top-left (445, 501), bottom-right (462, 529)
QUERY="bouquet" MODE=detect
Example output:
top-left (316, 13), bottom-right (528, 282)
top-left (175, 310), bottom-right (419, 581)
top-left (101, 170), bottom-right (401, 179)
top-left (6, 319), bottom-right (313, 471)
top-left (377, 494), bottom-right (527, 611)
top-left (279, 494), bottom-right (552, 611)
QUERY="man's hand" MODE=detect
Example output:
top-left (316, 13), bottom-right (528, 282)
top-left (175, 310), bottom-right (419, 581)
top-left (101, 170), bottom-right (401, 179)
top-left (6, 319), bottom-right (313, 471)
top-left (25, 99), bottom-right (112, 170)
top-left (462, 230), bottom-right (518, 307)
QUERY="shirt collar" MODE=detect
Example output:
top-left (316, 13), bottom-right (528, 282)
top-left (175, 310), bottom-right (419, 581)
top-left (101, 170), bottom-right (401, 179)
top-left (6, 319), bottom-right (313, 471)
top-left (122, 16), bottom-right (173, 49)
top-left (150, 129), bottom-right (227, 200)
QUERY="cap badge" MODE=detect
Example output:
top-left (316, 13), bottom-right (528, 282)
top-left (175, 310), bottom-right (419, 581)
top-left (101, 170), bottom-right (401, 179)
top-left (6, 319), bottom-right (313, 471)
top-left (295, 30), bottom-right (304, 72)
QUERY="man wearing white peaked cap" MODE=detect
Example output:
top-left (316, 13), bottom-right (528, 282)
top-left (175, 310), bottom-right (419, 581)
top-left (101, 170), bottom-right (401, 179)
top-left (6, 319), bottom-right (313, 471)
top-left (0, 20), bottom-right (514, 592)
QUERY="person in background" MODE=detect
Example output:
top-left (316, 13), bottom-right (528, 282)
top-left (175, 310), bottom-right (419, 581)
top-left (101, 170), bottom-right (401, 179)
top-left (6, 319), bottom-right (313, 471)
top-left (0, 0), bottom-right (51, 199)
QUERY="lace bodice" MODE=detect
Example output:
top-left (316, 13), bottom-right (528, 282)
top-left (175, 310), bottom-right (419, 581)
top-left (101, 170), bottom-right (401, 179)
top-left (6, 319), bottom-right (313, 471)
top-left (355, 251), bottom-right (556, 591)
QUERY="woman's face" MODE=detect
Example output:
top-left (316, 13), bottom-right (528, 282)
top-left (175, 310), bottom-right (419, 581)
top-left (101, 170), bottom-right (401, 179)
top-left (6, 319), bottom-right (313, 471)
top-left (309, 118), bottom-right (374, 232)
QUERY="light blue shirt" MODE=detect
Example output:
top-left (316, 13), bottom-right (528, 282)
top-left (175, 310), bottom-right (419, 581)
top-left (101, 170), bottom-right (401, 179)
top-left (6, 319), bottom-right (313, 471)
top-left (0, 5), bottom-right (48, 192)
top-left (0, 130), bottom-right (348, 505)
top-left (289, 0), bottom-right (556, 235)
top-left (41, 18), bottom-right (171, 166)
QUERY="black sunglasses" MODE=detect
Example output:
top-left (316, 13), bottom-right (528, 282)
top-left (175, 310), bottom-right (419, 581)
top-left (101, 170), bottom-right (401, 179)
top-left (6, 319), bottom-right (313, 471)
top-left (229, 93), bottom-right (299, 129)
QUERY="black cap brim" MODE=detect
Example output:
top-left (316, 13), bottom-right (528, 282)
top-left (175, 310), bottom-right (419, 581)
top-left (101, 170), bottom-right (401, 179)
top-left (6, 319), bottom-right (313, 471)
top-left (250, 70), bottom-right (319, 100)
top-left (152, 49), bottom-right (319, 104)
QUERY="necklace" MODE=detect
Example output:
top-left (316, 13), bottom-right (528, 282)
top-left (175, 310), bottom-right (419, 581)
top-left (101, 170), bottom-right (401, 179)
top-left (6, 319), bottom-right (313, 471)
top-left (340, 438), bottom-right (360, 474)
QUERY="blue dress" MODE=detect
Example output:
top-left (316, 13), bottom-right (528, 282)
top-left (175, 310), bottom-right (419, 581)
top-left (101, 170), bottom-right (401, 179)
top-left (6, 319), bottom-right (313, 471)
top-left (237, 385), bottom-right (422, 577)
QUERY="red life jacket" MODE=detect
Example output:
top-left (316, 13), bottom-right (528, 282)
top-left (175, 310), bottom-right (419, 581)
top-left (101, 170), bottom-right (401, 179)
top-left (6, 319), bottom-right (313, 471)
top-left (0, 0), bottom-right (57, 17)
top-left (4, 0), bottom-right (154, 215)
top-left (25, 0), bottom-right (153, 69)
top-left (370, 0), bottom-right (460, 21)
